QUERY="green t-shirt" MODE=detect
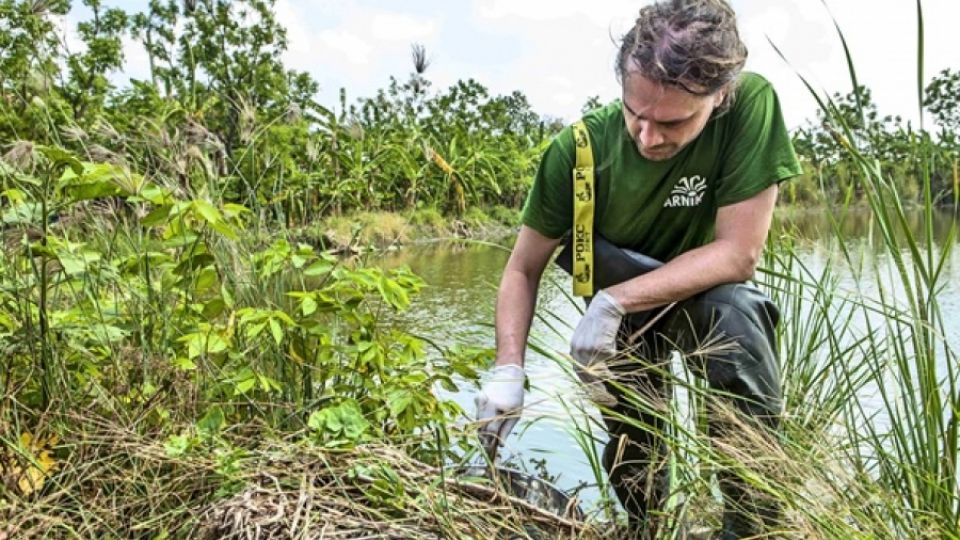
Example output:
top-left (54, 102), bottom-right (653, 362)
top-left (521, 72), bottom-right (802, 262)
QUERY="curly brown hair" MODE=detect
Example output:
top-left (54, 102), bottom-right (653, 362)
top-left (616, 0), bottom-right (747, 111)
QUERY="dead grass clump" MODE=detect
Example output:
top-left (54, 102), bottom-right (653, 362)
top-left (1, 410), bottom-right (600, 540)
top-left (199, 443), bottom-right (595, 540)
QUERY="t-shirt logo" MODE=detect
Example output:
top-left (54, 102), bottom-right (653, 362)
top-left (663, 175), bottom-right (707, 208)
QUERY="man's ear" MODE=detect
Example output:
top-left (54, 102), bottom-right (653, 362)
top-left (713, 81), bottom-right (734, 109)
top-left (713, 87), bottom-right (728, 108)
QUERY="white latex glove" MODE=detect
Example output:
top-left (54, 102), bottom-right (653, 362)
top-left (569, 289), bottom-right (626, 405)
top-left (475, 364), bottom-right (525, 454)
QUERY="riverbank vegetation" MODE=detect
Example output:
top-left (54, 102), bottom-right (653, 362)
top-left (1, 1), bottom-right (958, 538)
top-left (784, 74), bottom-right (960, 206)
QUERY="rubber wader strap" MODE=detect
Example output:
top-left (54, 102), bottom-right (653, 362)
top-left (572, 120), bottom-right (595, 297)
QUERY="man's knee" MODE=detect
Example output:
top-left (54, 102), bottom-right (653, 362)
top-left (685, 283), bottom-right (779, 333)
top-left (667, 283), bottom-right (783, 416)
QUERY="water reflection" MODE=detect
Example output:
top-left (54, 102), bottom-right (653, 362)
top-left (775, 206), bottom-right (958, 250)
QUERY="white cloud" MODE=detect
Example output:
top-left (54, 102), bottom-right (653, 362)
top-left (741, 0), bottom-right (960, 128)
top-left (316, 29), bottom-right (375, 66)
top-left (274, 1), bottom-right (439, 106)
top-left (460, 1), bottom-right (626, 119)
top-left (369, 12), bottom-right (437, 42)
top-left (475, 0), bottom-right (638, 27)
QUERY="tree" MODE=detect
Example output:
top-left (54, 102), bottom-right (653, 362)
top-left (581, 95), bottom-right (602, 114)
top-left (62, 0), bottom-right (129, 121)
top-left (172, 0), bottom-right (316, 157)
top-left (924, 68), bottom-right (960, 135)
top-left (130, 0), bottom-right (179, 97)
top-left (0, 0), bottom-right (70, 139)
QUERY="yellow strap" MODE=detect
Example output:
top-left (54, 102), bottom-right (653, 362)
top-left (572, 121), bottom-right (594, 297)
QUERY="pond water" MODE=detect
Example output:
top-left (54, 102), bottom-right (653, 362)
top-left (373, 207), bottom-right (960, 509)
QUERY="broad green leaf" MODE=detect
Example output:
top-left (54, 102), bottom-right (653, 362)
top-left (197, 406), bottom-right (225, 435)
top-left (257, 375), bottom-right (282, 393)
top-left (192, 199), bottom-right (222, 224)
top-left (164, 434), bottom-right (191, 457)
top-left (64, 181), bottom-right (122, 201)
top-left (223, 203), bottom-right (250, 220)
top-left (174, 253), bottom-right (216, 276)
top-left (291, 253), bottom-right (307, 269)
top-left (245, 321), bottom-right (267, 339)
top-left (181, 334), bottom-right (205, 359)
top-left (268, 318), bottom-right (283, 345)
top-left (206, 333), bottom-right (229, 354)
top-left (0, 312), bottom-right (16, 332)
top-left (209, 220), bottom-right (239, 240)
top-left (2, 202), bottom-right (44, 225)
top-left (307, 410), bottom-right (325, 431)
top-left (339, 401), bottom-right (370, 440)
top-left (194, 266), bottom-right (220, 291)
top-left (436, 375), bottom-right (459, 393)
top-left (301, 295), bottom-right (317, 316)
top-left (221, 285), bottom-right (235, 308)
top-left (89, 323), bottom-right (127, 343)
top-left (139, 184), bottom-right (173, 205)
top-left (202, 298), bottom-right (226, 320)
top-left (0, 188), bottom-right (26, 204)
top-left (377, 275), bottom-right (410, 310)
top-left (161, 232), bottom-right (201, 249)
top-left (303, 260), bottom-right (333, 276)
top-left (325, 410), bottom-right (343, 432)
top-left (233, 376), bottom-right (256, 395)
top-left (173, 357), bottom-right (197, 371)
top-left (57, 252), bottom-right (88, 275)
top-left (37, 145), bottom-right (83, 174)
top-left (272, 311), bottom-right (296, 326)
top-left (167, 201), bottom-right (193, 218)
top-left (179, 330), bottom-right (228, 358)
top-left (141, 205), bottom-right (172, 227)
top-left (387, 390), bottom-right (413, 417)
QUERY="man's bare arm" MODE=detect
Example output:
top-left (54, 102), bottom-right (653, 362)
top-left (606, 184), bottom-right (779, 312)
top-left (495, 226), bottom-right (564, 367)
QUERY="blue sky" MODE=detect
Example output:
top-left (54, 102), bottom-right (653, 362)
top-left (65, 1), bottom-right (960, 130)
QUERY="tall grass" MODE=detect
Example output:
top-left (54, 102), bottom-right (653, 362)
top-left (784, 0), bottom-right (958, 533)
top-left (522, 2), bottom-right (959, 537)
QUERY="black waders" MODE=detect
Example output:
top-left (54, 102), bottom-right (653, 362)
top-left (558, 237), bottom-right (783, 539)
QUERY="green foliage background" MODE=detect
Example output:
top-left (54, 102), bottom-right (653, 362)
top-left (2, 1), bottom-right (957, 217)
top-left (1, 0), bottom-right (562, 226)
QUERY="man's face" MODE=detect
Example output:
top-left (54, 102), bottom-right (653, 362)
top-left (621, 69), bottom-right (725, 161)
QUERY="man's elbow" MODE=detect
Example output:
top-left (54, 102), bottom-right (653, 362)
top-left (730, 247), bottom-right (761, 282)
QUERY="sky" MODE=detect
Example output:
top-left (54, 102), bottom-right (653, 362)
top-left (64, 0), bottom-right (960, 130)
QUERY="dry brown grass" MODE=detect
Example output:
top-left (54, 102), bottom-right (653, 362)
top-left (0, 410), bottom-right (604, 540)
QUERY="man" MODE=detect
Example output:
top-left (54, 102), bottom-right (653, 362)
top-left (475, 0), bottom-right (802, 538)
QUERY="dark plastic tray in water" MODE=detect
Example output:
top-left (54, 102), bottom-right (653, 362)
top-left (455, 465), bottom-right (584, 520)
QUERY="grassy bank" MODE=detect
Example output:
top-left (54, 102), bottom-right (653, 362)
top-left (299, 205), bottom-right (521, 253)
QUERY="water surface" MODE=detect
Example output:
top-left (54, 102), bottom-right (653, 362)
top-left (374, 207), bottom-right (959, 506)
